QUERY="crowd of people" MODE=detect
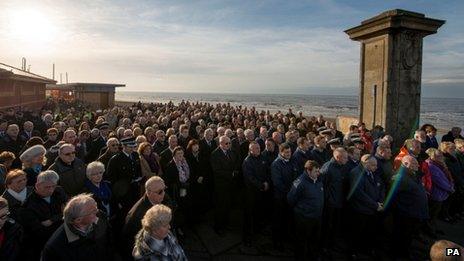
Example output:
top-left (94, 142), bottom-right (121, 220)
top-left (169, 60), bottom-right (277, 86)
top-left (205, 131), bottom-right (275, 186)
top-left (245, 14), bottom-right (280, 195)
top-left (0, 98), bottom-right (463, 261)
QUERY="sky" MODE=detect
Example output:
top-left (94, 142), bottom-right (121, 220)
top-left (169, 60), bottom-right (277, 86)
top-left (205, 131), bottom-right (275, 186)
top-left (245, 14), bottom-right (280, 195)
top-left (0, 0), bottom-right (463, 97)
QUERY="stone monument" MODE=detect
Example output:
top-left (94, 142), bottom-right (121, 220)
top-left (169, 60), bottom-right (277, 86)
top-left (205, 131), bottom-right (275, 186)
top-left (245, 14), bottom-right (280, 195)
top-left (345, 9), bottom-right (444, 147)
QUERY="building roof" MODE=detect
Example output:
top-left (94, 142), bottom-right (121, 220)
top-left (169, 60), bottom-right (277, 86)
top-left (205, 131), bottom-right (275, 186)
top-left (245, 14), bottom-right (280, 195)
top-left (46, 82), bottom-right (125, 92)
top-left (0, 62), bottom-right (56, 84)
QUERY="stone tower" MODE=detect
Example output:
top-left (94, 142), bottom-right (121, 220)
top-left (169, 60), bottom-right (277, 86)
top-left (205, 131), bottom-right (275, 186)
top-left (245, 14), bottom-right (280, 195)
top-left (345, 9), bottom-right (444, 147)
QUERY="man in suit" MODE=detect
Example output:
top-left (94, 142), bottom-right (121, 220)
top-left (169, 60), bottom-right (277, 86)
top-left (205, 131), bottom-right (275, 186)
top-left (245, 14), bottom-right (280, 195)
top-left (152, 130), bottom-right (168, 155)
top-left (159, 135), bottom-right (178, 173)
top-left (85, 122), bottom-right (109, 163)
top-left (210, 135), bottom-right (239, 235)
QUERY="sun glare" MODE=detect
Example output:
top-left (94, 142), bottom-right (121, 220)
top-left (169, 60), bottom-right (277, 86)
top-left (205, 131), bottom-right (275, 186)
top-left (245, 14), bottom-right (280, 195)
top-left (7, 8), bottom-right (58, 44)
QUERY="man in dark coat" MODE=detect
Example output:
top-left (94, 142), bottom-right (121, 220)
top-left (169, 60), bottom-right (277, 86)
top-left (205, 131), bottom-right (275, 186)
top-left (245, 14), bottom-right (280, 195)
top-left (242, 141), bottom-right (270, 245)
top-left (0, 196), bottom-right (23, 261)
top-left (153, 130), bottom-right (168, 155)
top-left (347, 155), bottom-right (385, 257)
top-left (311, 135), bottom-right (331, 166)
top-left (442, 127), bottom-right (464, 143)
top-left (107, 137), bottom-right (142, 215)
top-left (0, 124), bottom-right (25, 169)
top-left (320, 147), bottom-right (348, 254)
top-left (388, 155), bottom-right (429, 259)
top-left (159, 135), bottom-right (178, 173)
top-left (41, 195), bottom-right (113, 261)
top-left (19, 170), bottom-right (67, 261)
top-left (85, 122), bottom-right (109, 163)
top-left (48, 143), bottom-right (87, 197)
top-left (96, 137), bottom-right (120, 179)
top-left (374, 145), bottom-right (393, 187)
top-left (199, 128), bottom-right (217, 208)
top-left (210, 135), bottom-right (240, 235)
top-left (291, 137), bottom-right (313, 175)
top-left (122, 176), bottom-right (174, 259)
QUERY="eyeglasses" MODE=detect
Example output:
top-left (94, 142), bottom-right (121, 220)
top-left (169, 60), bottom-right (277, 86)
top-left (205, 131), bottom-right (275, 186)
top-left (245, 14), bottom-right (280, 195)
top-left (224, 142), bottom-right (230, 145)
top-left (63, 151), bottom-right (76, 156)
top-left (90, 171), bottom-right (104, 176)
top-left (0, 211), bottom-right (10, 220)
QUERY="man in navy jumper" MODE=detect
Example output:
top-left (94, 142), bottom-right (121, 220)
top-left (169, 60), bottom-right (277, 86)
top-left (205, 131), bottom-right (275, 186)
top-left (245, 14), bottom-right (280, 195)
top-left (347, 154), bottom-right (385, 257)
top-left (271, 143), bottom-right (298, 250)
top-left (320, 147), bottom-right (348, 254)
top-left (288, 160), bottom-right (324, 260)
top-left (389, 155), bottom-right (429, 259)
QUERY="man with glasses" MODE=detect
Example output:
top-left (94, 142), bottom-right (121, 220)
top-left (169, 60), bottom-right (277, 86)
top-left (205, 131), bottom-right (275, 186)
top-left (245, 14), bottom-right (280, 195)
top-left (0, 196), bottom-right (23, 261)
top-left (41, 194), bottom-right (113, 261)
top-left (44, 128), bottom-right (59, 149)
top-left (210, 135), bottom-right (239, 236)
top-left (48, 143), bottom-right (87, 197)
top-left (19, 170), bottom-right (67, 260)
top-left (122, 176), bottom-right (174, 259)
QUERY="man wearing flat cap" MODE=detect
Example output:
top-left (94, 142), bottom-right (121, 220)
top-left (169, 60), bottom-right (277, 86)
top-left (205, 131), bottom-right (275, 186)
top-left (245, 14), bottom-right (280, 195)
top-left (352, 137), bottom-right (368, 155)
top-left (107, 137), bottom-right (142, 222)
top-left (86, 122), bottom-right (110, 163)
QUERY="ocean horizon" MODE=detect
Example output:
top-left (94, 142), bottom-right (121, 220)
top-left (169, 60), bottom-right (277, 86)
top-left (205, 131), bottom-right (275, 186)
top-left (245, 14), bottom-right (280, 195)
top-left (115, 91), bottom-right (464, 133)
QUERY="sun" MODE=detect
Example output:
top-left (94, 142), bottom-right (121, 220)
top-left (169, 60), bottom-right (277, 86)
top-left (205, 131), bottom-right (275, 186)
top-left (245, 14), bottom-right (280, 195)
top-left (7, 8), bottom-right (58, 43)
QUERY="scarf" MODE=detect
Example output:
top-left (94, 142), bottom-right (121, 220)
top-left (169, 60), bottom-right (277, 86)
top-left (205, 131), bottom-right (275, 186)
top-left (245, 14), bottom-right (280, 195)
top-left (134, 230), bottom-right (187, 261)
top-left (174, 159), bottom-right (190, 183)
top-left (7, 188), bottom-right (28, 203)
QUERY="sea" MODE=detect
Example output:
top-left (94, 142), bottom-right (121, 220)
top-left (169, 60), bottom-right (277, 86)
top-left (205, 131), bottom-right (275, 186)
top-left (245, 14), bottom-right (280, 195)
top-left (115, 91), bottom-right (464, 134)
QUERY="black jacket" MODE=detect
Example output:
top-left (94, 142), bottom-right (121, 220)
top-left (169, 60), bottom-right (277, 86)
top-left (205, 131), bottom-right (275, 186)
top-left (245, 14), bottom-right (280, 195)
top-left (18, 187), bottom-right (67, 260)
top-left (0, 219), bottom-right (23, 261)
top-left (1, 186), bottom-right (34, 222)
top-left (320, 158), bottom-right (348, 209)
top-left (242, 154), bottom-right (270, 191)
top-left (41, 216), bottom-right (113, 261)
top-left (107, 151), bottom-right (142, 201)
top-left (210, 148), bottom-right (240, 181)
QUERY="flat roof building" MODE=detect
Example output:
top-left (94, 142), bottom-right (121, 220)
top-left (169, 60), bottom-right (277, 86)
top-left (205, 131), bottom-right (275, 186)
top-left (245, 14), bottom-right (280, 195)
top-left (0, 62), bottom-right (56, 110)
top-left (46, 82), bottom-right (125, 109)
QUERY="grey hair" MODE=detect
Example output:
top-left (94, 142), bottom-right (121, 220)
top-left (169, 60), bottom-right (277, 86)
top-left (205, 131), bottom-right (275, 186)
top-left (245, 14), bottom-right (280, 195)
top-left (86, 161), bottom-right (105, 178)
top-left (204, 128), bottom-right (213, 135)
top-left (63, 193), bottom-right (96, 223)
top-left (106, 137), bottom-right (119, 146)
top-left (37, 170), bottom-right (59, 184)
top-left (141, 204), bottom-right (172, 232)
top-left (58, 143), bottom-right (75, 157)
top-left (145, 176), bottom-right (165, 191)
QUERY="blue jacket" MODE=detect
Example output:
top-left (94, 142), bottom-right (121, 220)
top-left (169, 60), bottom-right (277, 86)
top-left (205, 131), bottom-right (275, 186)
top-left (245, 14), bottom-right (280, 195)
top-left (390, 167), bottom-right (429, 220)
top-left (271, 155), bottom-right (298, 199)
top-left (287, 173), bottom-right (324, 219)
top-left (348, 166), bottom-right (385, 215)
top-left (291, 148), bottom-right (312, 175)
top-left (320, 158), bottom-right (347, 208)
top-left (243, 154), bottom-right (271, 191)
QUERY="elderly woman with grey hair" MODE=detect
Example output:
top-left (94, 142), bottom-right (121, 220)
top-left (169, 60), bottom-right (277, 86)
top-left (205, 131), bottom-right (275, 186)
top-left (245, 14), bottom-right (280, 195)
top-left (20, 144), bottom-right (47, 186)
top-left (41, 193), bottom-right (113, 261)
top-left (83, 161), bottom-right (112, 218)
top-left (133, 204), bottom-right (187, 261)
